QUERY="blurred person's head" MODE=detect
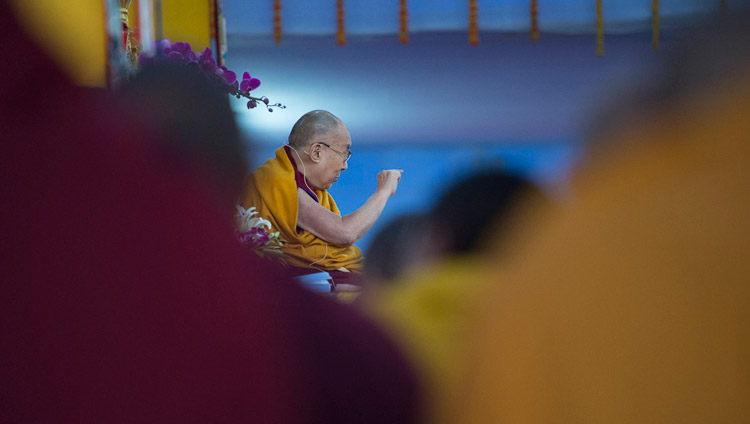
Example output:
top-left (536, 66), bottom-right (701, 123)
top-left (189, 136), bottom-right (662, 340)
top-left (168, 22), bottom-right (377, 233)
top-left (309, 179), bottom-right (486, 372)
top-left (430, 170), bottom-right (548, 258)
top-left (117, 62), bottom-right (246, 208)
top-left (364, 171), bottom-right (548, 286)
top-left (364, 213), bottom-right (436, 285)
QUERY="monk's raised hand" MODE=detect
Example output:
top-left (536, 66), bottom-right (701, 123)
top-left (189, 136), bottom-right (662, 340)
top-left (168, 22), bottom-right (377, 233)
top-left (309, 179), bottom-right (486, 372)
top-left (377, 169), bottom-right (404, 197)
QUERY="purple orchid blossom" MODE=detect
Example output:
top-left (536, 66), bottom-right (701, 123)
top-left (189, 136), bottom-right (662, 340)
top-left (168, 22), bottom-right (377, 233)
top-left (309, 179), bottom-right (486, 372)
top-left (240, 71), bottom-right (261, 92)
top-left (199, 48), bottom-right (217, 72)
top-left (138, 39), bottom-right (285, 112)
top-left (157, 38), bottom-right (172, 54)
top-left (249, 227), bottom-right (270, 245)
top-left (234, 228), bottom-right (270, 247)
top-left (171, 42), bottom-right (191, 55)
top-left (223, 69), bottom-right (237, 86)
top-left (167, 50), bottom-right (183, 61)
top-left (234, 229), bottom-right (252, 245)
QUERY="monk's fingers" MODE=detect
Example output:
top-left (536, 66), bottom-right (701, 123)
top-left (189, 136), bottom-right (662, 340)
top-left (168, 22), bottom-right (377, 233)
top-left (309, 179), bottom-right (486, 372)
top-left (381, 169), bottom-right (403, 178)
top-left (387, 171), bottom-right (402, 183)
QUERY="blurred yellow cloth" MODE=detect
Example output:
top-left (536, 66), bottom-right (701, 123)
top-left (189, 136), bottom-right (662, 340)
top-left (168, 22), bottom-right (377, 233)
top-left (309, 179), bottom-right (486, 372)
top-left (364, 256), bottom-right (490, 424)
top-left (9, 0), bottom-right (211, 87)
top-left (9, 0), bottom-right (106, 86)
top-left (459, 76), bottom-right (750, 423)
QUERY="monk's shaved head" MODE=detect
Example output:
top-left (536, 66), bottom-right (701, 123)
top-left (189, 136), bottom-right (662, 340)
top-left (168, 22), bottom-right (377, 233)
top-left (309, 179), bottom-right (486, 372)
top-left (288, 110), bottom-right (342, 148)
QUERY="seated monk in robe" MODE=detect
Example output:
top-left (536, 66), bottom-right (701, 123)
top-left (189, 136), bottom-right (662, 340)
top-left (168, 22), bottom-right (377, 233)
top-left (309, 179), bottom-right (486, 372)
top-left (239, 110), bottom-right (403, 288)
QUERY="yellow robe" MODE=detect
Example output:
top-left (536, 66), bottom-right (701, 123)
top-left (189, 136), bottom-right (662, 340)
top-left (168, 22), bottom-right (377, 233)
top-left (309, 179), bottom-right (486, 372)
top-left (363, 256), bottom-right (489, 424)
top-left (240, 146), bottom-right (364, 272)
top-left (457, 73), bottom-right (750, 423)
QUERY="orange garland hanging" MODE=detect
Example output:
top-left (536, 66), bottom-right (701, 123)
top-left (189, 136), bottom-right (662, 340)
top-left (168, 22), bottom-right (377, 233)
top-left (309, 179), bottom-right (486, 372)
top-left (468, 0), bottom-right (479, 45)
top-left (652, 0), bottom-right (659, 51)
top-left (530, 0), bottom-right (539, 42)
top-left (596, 0), bottom-right (604, 56)
top-left (273, 0), bottom-right (282, 44)
top-left (337, 0), bottom-right (346, 46)
top-left (399, 0), bottom-right (409, 44)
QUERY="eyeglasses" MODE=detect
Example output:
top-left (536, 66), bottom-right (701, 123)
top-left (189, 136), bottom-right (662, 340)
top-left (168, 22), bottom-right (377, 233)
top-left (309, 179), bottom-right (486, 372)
top-left (319, 142), bottom-right (352, 162)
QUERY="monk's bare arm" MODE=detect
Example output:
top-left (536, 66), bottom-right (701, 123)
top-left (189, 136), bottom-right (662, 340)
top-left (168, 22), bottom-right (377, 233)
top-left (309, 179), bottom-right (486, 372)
top-left (297, 170), bottom-right (403, 247)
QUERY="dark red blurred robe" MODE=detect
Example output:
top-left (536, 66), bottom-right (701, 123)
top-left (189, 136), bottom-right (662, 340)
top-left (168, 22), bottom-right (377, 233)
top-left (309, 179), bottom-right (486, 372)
top-left (0, 4), bottom-right (420, 423)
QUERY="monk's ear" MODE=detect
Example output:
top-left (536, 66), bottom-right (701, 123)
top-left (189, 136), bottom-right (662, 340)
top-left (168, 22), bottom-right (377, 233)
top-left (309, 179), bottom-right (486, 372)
top-left (309, 143), bottom-right (323, 163)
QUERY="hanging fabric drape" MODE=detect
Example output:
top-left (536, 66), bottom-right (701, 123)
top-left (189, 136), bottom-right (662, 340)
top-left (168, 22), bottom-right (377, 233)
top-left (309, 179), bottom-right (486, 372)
top-left (596, 0), bottom-right (604, 56)
top-left (153, 0), bottom-right (163, 41)
top-left (468, 0), bottom-right (479, 45)
top-left (210, 0), bottom-right (224, 65)
top-left (337, 0), bottom-right (345, 45)
top-left (218, 0), bottom-right (227, 64)
top-left (210, 0), bottom-right (217, 44)
top-left (138, 0), bottom-right (154, 56)
top-left (652, 0), bottom-right (659, 51)
top-left (399, 0), bottom-right (408, 44)
top-left (273, 0), bottom-right (282, 44)
top-left (530, 0), bottom-right (539, 42)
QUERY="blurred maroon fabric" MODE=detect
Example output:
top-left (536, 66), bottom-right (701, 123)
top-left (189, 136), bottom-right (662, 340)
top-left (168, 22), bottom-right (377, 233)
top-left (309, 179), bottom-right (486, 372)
top-left (0, 3), bottom-right (420, 423)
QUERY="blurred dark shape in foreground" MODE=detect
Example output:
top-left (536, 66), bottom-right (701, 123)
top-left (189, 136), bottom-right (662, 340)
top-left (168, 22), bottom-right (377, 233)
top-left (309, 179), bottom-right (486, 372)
top-left (0, 3), bottom-right (420, 422)
top-left (364, 212), bottom-right (433, 284)
top-left (116, 62), bottom-right (246, 209)
top-left (460, 8), bottom-right (750, 423)
top-left (430, 170), bottom-right (548, 257)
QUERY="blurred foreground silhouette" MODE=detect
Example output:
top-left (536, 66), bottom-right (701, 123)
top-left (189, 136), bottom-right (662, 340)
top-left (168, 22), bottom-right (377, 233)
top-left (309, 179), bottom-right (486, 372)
top-left (458, 10), bottom-right (750, 424)
top-left (0, 3), bottom-right (420, 422)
